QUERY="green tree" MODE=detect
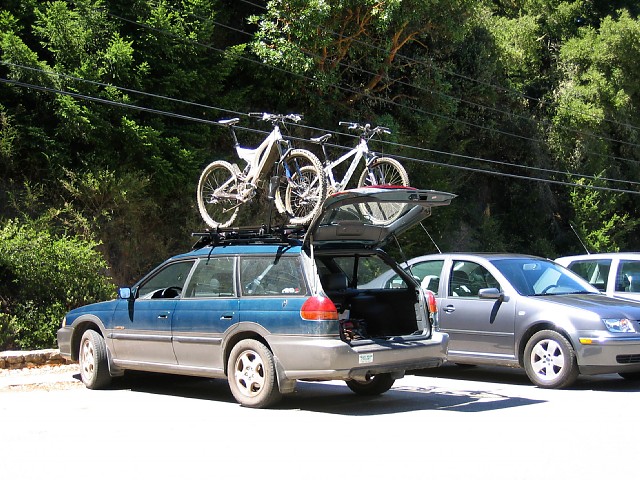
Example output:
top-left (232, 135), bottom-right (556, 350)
top-left (0, 219), bottom-right (115, 350)
top-left (551, 9), bottom-right (640, 251)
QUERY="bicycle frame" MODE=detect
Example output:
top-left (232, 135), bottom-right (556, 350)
top-left (227, 121), bottom-right (292, 186)
top-left (316, 122), bottom-right (390, 192)
top-left (323, 136), bottom-right (370, 192)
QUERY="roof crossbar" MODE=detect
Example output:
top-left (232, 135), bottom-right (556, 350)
top-left (191, 224), bottom-right (306, 249)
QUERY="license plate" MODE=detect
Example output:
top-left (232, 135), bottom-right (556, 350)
top-left (359, 353), bottom-right (374, 364)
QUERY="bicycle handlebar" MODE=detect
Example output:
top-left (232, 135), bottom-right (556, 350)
top-left (249, 112), bottom-right (303, 124)
top-left (339, 122), bottom-right (391, 136)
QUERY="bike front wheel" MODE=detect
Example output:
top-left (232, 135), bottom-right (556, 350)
top-left (197, 160), bottom-right (241, 228)
top-left (282, 150), bottom-right (327, 225)
top-left (357, 157), bottom-right (409, 223)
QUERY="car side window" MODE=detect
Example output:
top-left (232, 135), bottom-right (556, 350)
top-left (449, 261), bottom-right (499, 298)
top-left (568, 259), bottom-right (611, 292)
top-left (137, 261), bottom-right (195, 299)
top-left (240, 256), bottom-right (308, 296)
top-left (184, 257), bottom-right (236, 298)
top-left (412, 261), bottom-right (444, 294)
top-left (618, 260), bottom-right (640, 293)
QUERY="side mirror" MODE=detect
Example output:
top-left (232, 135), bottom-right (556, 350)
top-left (478, 288), bottom-right (504, 301)
top-left (118, 287), bottom-right (132, 300)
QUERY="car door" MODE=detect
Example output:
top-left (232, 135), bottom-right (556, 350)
top-left (438, 259), bottom-right (517, 362)
top-left (172, 256), bottom-right (239, 370)
top-left (111, 260), bottom-right (196, 365)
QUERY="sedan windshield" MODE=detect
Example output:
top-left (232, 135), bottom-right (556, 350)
top-left (491, 258), bottom-right (599, 296)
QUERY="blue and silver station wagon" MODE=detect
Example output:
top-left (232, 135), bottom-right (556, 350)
top-left (57, 187), bottom-right (456, 407)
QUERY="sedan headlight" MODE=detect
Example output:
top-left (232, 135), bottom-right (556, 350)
top-left (602, 318), bottom-right (637, 333)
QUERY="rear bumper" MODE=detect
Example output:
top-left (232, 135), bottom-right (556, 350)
top-left (269, 331), bottom-right (449, 382)
top-left (575, 334), bottom-right (640, 375)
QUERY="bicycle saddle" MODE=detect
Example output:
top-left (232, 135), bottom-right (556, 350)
top-left (309, 133), bottom-right (332, 144)
top-left (218, 118), bottom-right (240, 126)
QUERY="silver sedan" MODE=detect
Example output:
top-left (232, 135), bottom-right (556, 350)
top-left (373, 253), bottom-right (640, 388)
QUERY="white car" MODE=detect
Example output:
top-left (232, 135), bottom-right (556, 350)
top-left (555, 253), bottom-right (640, 301)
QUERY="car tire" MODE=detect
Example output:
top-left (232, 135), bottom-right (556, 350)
top-left (346, 373), bottom-right (395, 396)
top-left (524, 330), bottom-right (578, 389)
top-left (79, 330), bottom-right (112, 390)
top-left (227, 339), bottom-right (282, 408)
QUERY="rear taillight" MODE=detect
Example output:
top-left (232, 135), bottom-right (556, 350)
top-left (425, 290), bottom-right (438, 314)
top-left (300, 295), bottom-right (339, 321)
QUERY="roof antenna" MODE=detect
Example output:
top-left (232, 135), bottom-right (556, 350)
top-left (419, 222), bottom-right (441, 254)
top-left (569, 222), bottom-right (591, 255)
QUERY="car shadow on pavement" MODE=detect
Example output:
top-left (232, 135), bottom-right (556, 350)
top-left (101, 370), bottom-right (544, 415)
top-left (277, 381), bottom-right (544, 415)
top-left (412, 363), bottom-right (640, 392)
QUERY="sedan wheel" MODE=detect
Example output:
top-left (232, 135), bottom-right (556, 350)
top-left (227, 339), bottom-right (281, 408)
top-left (524, 329), bottom-right (578, 389)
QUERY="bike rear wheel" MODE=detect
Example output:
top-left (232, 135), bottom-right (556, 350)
top-left (282, 150), bottom-right (327, 225)
top-left (357, 157), bottom-right (409, 223)
top-left (197, 160), bottom-right (241, 228)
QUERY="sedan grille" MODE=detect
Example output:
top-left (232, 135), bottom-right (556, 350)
top-left (617, 354), bottom-right (640, 364)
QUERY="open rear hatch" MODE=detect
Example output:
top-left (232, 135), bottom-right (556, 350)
top-left (308, 186), bottom-right (456, 343)
top-left (304, 186), bottom-right (456, 251)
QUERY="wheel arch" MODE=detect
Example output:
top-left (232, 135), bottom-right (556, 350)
top-left (517, 321), bottom-right (576, 366)
top-left (69, 315), bottom-right (106, 362)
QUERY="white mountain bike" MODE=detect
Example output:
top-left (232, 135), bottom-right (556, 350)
top-left (197, 113), bottom-right (327, 228)
top-left (308, 122), bottom-right (409, 223)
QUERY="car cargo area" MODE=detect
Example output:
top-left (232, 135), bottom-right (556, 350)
top-left (318, 265), bottom-right (422, 341)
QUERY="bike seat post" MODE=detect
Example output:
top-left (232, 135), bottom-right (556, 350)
top-left (228, 126), bottom-right (240, 149)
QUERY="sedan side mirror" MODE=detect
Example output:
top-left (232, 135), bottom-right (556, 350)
top-left (478, 288), bottom-right (504, 301)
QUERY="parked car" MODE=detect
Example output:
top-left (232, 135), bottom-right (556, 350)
top-left (57, 187), bottom-right (455, 408)
top-left (555, 252), bottom-right (640, 300)
top-left (371, 253), bottom-right (640, 388)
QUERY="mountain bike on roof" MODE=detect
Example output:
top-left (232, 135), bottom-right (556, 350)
top-left (197, 113), bottom-right (327, 228)
top-left (307, 121), bottom-right (409, 223)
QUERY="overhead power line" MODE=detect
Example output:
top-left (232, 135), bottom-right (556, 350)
top-left (2, 71), bottom-right (639, 195)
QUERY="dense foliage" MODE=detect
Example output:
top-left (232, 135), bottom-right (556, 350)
top-left (0, 220), bottom-right (114, 349)
top-left (1, 0), bottom-right (640, 348)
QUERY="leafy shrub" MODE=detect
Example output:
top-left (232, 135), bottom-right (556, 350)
top-left (0, 220), bottom-right (115, 350)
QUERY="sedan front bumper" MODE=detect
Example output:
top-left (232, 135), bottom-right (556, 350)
top-left (575, 333), bottom-right (640, 375)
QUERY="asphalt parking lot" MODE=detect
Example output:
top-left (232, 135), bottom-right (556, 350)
top-left (2, 362), bottom-right (638, 480)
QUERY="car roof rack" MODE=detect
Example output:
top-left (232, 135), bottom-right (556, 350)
top-left (191, 225), bottom-right (307, 249)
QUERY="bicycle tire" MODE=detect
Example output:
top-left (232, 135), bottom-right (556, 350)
top-left (357, 156), bottom-right (409, 224)
top-left (197, 160), bottom-right (241, 228)
top-left (283, 150), bottom-right (327, 225)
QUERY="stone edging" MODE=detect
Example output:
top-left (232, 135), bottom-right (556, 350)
top-left (0, 349), bottom-right (73, 370)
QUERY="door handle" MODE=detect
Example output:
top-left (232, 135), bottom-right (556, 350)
top-left (157, 312), bottom-right (170, 319)
top-left (443, 305), bottom-right (456, 313)
top-left (220, 315), bottom-right (234, 321)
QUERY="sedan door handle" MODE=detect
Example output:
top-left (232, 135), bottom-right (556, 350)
top-left (220, 315), bottom-right (234, 321)
top-left (443, 305), bottom-right (456, 313)
top-left (158, 313), bottom-right (169, 319)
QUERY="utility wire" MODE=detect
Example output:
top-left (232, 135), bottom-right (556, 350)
top-left (238, 0), bottom-right (640, 137)
top-left (172, 5), bottom-right (640, 165)
top-left (6, 60), bottom-right (639, 187)
top-left (2, 73), bottom-right (639, 195)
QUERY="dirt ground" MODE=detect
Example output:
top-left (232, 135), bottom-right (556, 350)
top-left (0, 363), bottom-right (82, 392)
